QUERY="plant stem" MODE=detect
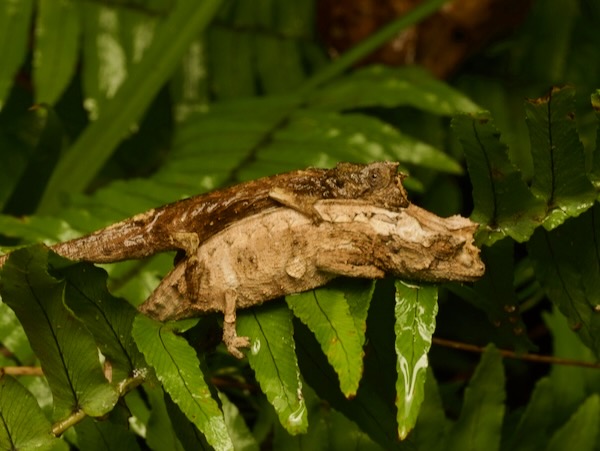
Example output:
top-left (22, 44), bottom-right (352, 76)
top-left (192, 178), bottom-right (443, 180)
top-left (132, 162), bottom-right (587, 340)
top-left (228, 0), bottom-right (448, 180)
top-left (0, 366), bottom-right (44, 376)
top-left (299, 0), bottom-right (449, 95)
top-left (433, 337), bottom-right (600, 369)
top-left (50, 372), bottom-right (146, 436)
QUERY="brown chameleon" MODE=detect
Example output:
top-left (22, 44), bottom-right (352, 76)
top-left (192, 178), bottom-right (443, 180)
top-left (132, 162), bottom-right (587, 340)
top-left (0, 162), bottom-right (408, 267)
top-left (139, 200), bottom-right (485, 358)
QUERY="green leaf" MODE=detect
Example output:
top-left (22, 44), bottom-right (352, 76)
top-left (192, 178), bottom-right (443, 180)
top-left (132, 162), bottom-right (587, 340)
top-left (80, 4), bottom-right (159, 120)
top-left (393, 281), bottom-right (437, 440)
top-left (3, 106), bottom-right (64, 215)
top-left (460, 239), bottom-right (533, 350)
top-left (528, 205), bottom-right (600, 357)
top-left (144, 387), bottom-right (185, 451)
top-left (165, 95), bottom-right (300, 189)
top-left (0, 375), bottom-right (57, 450)
top-left (0, 0), bottom-right (33, 110)
top-left (218, 392), bottom-right (260, 451)
top-left (296, 334), bottom-right (399, 449)
top-left (170, 36), bottom-right (209, 123)
top-left (0, 302), bottom-right (30, 362)
top-left (286, 281), bottom-right (370, 398)
top-left (525, 86), bottom-right (596, 229)
top-left (131, 315), bottom-right (233, 450)
top-left (546, 394), bottom-right (600, 451)
top-left (38, 0), bottom-right (225, 213)
top-left (51, 258), bottom-right (146, 382)
top-left (505, 377), bottom-right (555, 451)
top-left (0, 214), bottom-right (74, 244)
top-left (273, 384), bottom-right (383, 451)
top-left (453, 111), bottom-right (546, 244)
top-left (75, 406), bottom-right (141, 451)
top-left (207, 27), bottom-right (256, 100)
top-left (33, 0), bottom-right (80, 105)
top-left (0, 107), bottom-right (60, 211)
top-left (295, 280), bottom-right (400, 450)
top-left (0, 246), bottom-right (118, 419)
top-left (165, 374), bottom-right (259, 450)
top-left (338, 278), bottom-right (375, 348)
top-left (163, 390), bottom-right (212, 450)
top-left (411, 370), bottom-right (450, 451)
top-left (243, 110), bottom-right (462, 176)
top-left (255, 36), bottom-right (306, 95)
top-left (309, 66), bottom-right (479, 115)
top-left (544, 308), bottom-right (600, 416)
top-left (326, 408), bottom-right (384, 451)
top-left (236, 304), bottom-right (307, 435)
top-left (445, 345), bottom-right (505, 451)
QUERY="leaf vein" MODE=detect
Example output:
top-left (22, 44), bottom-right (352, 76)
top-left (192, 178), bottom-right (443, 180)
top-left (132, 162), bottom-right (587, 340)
top-left (312, 291), bottom-right (352, 369)
top-left (157, 326), bottom-right (211, 423)
top-left (24, 261), bottom-right (79, 408)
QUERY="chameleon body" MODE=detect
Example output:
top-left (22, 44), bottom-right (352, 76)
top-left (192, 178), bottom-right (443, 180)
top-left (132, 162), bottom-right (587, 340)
top-left (139, 200), bottom-right (485, 358)
top-left (0, 162), bottom-right (407, 267)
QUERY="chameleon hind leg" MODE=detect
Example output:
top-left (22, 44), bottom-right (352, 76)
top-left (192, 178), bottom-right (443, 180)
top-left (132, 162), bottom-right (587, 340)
top-left (222, 289), bottom-right (251, 359)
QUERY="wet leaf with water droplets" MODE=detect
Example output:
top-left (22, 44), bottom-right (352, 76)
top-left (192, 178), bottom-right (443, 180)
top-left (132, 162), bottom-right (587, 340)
top-left (394, 281), bottom-right (438, 439)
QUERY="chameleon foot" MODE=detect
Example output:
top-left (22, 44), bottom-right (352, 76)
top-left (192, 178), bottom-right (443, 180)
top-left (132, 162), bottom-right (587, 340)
top-left (222, 289), bottom-right (250, 359)
top-left (223, 332), bottom-right (251, 359)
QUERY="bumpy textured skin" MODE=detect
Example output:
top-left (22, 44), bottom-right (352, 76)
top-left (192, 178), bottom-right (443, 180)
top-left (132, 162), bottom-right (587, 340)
top-left (138, 200), bottom-right (485, 357)
top-left (0, 162), bottom-right (407, 268)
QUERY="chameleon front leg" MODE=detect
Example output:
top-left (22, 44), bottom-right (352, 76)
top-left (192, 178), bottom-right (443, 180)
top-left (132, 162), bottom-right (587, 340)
top-left (170, 232), bottom-right (200, 257)
top-left (268, 188), bottom-right (324, 223)
top-left (222, 289), bottom-right (251, 359)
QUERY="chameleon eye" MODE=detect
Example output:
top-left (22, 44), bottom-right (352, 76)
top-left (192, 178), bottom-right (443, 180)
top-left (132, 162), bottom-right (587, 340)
top-left (367, 167), bottom-right (388, 188)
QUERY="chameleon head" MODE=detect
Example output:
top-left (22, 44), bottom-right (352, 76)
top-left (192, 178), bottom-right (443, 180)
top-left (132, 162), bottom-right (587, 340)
top-left (378, 204), bottom-right (485, 283)
top-left (330, 161), bottom-right (409, 209)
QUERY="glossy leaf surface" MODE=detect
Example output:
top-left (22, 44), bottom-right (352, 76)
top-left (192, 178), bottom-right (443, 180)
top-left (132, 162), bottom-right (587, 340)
top-left (394, 281), bottom-right (437, 439)
top-left (237, 304), bottom-right (307, 435)
top-left (132, 315), bottom-right (233, 450)
top-left (0, 247), bottom-right (118, 419)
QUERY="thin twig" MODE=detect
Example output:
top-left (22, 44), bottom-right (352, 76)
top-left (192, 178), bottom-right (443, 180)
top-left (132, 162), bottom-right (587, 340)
top-left (51, 371), bottom-right (147, 436)
top-left (52, 410), bottom-right (87, 436)
top-left (0, 366), bottom-right (44, 376)
top-left (433, 337), bottom-right (600, 369)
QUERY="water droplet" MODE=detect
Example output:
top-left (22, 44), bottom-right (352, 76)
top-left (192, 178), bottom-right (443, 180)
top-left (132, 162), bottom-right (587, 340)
top-left (287, 402), bottom-right (306, 427)
top-left (503, 304), bottom-right (517, 313)
top-left (594, 304), bottom-right (600, 312)
top-left (251, 339), bottom-right (261, 355)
